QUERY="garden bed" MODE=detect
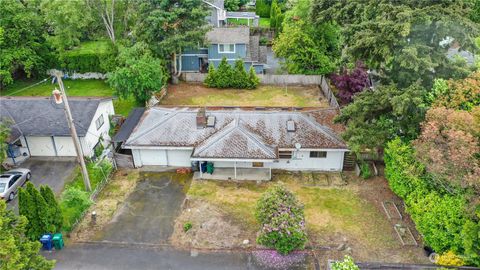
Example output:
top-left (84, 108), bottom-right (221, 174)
top-left (162, 83), bottom-right (328, 107)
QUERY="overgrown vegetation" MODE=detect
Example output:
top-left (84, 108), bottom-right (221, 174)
top-left (59, 160), bottom-right (113, 232)
top-left (205, 58), bottom-right (259, 89)
top-left (331, 255), bottom-right (360, 270)
top-left (255, 184), bottom-right (307, 255)
top-left (0, 121), bottom-right (11, 168)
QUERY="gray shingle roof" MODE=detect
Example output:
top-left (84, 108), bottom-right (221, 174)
top-left (125, 107), bottom-right (347, 159)
top-left (0, 97), bottom-right (110, 138)
top-left (206, 27), bottom-right (250, 44)
top-left (113, 108), bottom-right (145, 143)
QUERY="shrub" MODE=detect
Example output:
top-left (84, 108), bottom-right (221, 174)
top-left (19, 183), bottom-right (52, 240)
top-left (59, 40), bottom-right (116, 73)
top-left (331, 256), bottom-right (360, 270)
top-left (59, 186), bottom-right (93, 232)
top-left (437, 251), bottom-right (465, 266)
top-left (255, 184), bottom-right (307, 255)
top-left (204, 58), bottom-right (259, 89)
top-left (183, 222), bottom-right (192, 232)
top-left (359, 162), bottom-right (372, 179)
top-left (40, 185), bottom-right (63, 233)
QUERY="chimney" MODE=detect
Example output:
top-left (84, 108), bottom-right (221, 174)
top-left (196, 108), bottom-right (207, 129)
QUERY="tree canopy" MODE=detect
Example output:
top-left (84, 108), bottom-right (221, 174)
top-left (311, 0), bottom-right (480, 88)
top-left (0, 200), bottom-right (55, 270)
top-left (0, 0), bottom-right (49, 89)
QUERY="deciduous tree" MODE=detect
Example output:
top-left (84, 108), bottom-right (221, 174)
top-left (330, 61), bottom-right (370, 104)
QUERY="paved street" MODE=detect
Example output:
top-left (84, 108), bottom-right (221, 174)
top-left (44, 243), bottom-right (313, 270)
top-left (7, 157), bottom-right (77, 211)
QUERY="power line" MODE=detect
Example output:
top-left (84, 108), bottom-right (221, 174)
top-left (4, 78), bottom-right (51, 96)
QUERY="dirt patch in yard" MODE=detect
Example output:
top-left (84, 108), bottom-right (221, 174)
top-left (174, 173), bottom-right (429, 264)
top-left (69, 169), bottom-right (141, 242)
top-left (162, 83), bottom-right (329, 107)
top-left (171, 198), bottom-right (254, 249)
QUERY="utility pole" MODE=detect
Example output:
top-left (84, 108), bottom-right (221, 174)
top-left (53, 71), bottom-right (91, 191)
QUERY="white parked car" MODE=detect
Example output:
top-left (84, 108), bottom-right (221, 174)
top-left (0, 168), bottom-right (31, 201)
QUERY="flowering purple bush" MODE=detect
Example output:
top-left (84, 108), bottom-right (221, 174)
top-left (330, 61), bottom-right (370, 104)
top-left (252, 249), bottom-right (307, 269)
top-left (255, 184), bottom-right (307, 255)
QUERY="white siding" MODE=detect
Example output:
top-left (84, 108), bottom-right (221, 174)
top-left (270, 150), bottom-right (345, 171)
top-left (26, 136), bottom-right (56, 156)
top-left (53, 137), bottom-right (76, 156)
top-left (80, 100), bottom-right (115, 157)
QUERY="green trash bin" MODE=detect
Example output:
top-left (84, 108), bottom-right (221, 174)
top-left (52, 233), bottom-right (64, 250)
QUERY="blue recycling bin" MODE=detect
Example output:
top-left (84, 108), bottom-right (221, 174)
top-left (40, 234), bottom-right (53, 251)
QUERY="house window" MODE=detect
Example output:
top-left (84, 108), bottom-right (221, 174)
top-left (218, 44), bottom-right (235, 53)
top-left (252, 162), bottom-right (264, 167)
top-left (310, 151), bottom-right (327, 158)
top-left (279, 150), bottom-right (293, 159)
top-left (95, 115), bottom-right (104, 130)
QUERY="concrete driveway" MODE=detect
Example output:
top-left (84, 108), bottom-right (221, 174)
top-left (97, 172), bottom-right (187, 244)
top-left (7, 157), bottom-right (77, 210)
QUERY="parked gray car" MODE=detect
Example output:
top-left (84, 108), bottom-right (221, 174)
top-left (0, 168), bottom-right (31, 201)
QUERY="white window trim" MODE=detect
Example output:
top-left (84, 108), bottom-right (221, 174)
top-left (95, 114), bottom-right (105, 130)
top-left (218, 43), bottom-right (236, 54)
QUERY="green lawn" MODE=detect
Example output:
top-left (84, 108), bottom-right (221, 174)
top-left (226, 17), bottom-right (271, 28)
top-left (259, 17), bottom-right (270, 28)
top-left (65, 40), bottom-right (111, 56)
top-left (1, 79), bottom-right (138, 116)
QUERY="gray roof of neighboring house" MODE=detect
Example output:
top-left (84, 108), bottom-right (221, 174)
top-left (206, 27), bottom-right (250, 44)
top-left (447, 47), bottom-right (475, 66)
top-left (113, 107), bottom-right (146, 143)
top-left (204, 0), bottom-right (224, 9)
top-left (0, 97), bottom-right (110, 139)
top-left (124, 107), bottom-right (347, 160)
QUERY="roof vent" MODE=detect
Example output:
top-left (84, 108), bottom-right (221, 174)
top-left (287, 120), bottom-right (295, 132)
top-left (207, 116), bottom-right (216, 127)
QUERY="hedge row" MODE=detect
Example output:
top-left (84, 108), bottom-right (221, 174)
top-left (384, 138), bottom-right (479, 266)
top-left (58, 41), bottom-right (117, 73)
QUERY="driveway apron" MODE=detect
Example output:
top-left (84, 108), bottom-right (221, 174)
top-left (98, 172), bottom-right (187, 244)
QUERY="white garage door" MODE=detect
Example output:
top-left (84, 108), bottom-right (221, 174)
top-left (53, 137), bottom-right (77, 156)
top-left (139, 149), bottom-right (168, 166)
top-left (27, 136), bottom-right (56, 156)
top-left (167, 150), bottom-right (192, 166)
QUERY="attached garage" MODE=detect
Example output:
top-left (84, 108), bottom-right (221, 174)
top-left (26, 136), bottom-right (56, 156)
top-left (132, 149), bottom-right (193, 167)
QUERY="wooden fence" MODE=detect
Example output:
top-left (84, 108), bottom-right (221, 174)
top-left (319, 76), bottom-right (340, 109)
top-left (181, 73), bottom-right (323, 86)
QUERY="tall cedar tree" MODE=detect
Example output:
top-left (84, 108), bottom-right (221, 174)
top-left (40, 185), bottom-right (63, 232)
top-left (311, 0), bottom-right (480, 88)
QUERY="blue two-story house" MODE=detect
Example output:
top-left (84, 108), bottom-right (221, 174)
top-left (180, 27), bottom-right (267, 74)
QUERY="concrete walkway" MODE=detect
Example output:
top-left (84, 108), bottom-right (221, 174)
top-left (44, 243), bottom-right (313, 270)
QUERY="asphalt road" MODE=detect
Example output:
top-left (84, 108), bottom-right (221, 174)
top-left (44, 243), bottom-right (313, 270)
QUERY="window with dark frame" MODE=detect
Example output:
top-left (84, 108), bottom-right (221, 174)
top-left (279, 150), bottom-right (293, 159)
top-left (309, 151), bottom-right (327, 158)
top-left (95, 114), bottom-right (104, 130)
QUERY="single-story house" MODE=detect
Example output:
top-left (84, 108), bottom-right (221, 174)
top-left (0, 97), bottom-right (114, 162)
top-left (121, 106), bottom-right (349, 180)
top-left (180, 27), bottom-right (267, 74)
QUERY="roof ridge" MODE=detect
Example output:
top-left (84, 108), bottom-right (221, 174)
top-left (237, 124), bottom-right (276, 157)
top-left (194, 119), bottom-right (238, 155)
top-left (299, 114), bottom-right (344, 146)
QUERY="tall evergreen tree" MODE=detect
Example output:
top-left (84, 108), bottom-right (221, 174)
top-left (40, 186), bottom-right (63, 232)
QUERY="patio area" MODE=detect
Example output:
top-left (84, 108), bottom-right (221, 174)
top-left (193, 167), bottom-right (271, 181)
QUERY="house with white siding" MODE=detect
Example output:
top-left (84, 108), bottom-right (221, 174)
top-left (121, 106), bottom-right (349, 180)
top-left (0, 97), bottom-right (114, 163)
